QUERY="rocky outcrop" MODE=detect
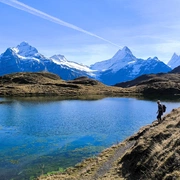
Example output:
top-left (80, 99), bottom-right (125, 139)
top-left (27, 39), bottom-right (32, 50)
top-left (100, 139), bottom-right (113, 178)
top-left (38, 107), bottom-right (180, 180)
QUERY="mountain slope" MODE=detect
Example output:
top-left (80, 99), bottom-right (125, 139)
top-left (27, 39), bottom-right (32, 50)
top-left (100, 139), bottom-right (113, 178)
top-left (171, 65), bottom-right (180, 73)
top-left (0, 71), bottom-right (179, 98)
top-left (168, 53), bottom-right (180, 69)
top-left (98, 57), bottom-right (171, 85)
top-left (90, 46), bottom-right (137, 72)
top-left (114, 71), bottom-right (180, 97)
top-left (0, 72), bottom-right (136, 97)
top-left (0, 47), bottom-right (45, 75)
top-left (90, 46), bottom-right (171, 85)
top-left (12, 41), bottom-right (39, 57)
top-left (115, 67), bottom-right (180, 88)
top-left (0, 42), bottom-right (95, 80)
top-left (0, 42), bottom-right (172, 85)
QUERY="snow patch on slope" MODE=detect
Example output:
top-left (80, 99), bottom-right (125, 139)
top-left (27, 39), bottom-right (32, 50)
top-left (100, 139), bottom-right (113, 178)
top-left (12, 41), bottom-right (38, 57)
top-left (51, 55), bottom-right (96, 73)
top-left (91, 46), bottom-right (137, 72)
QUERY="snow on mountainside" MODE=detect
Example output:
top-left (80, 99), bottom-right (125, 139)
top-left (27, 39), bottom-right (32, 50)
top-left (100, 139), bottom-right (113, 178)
top-left (0, 44), bottom-right (46, 75)
top-left (11, 42), bottom-right (46, 63)
top-left (8, 42), bottom-right (93, 73)
top-left (127, 57), bottom-right (170, 77)
top-left (90, 46), bottom-right (171, 85)
top-left (12, 41), bottom-right (38, 57)
top-left (98, 56), bottom-right (171, 85)
top-left (0, 42), bottom-right (96, 80)
top-left (0, 42), bottom-right (173, 85)
top-left (11, 42), bottom-right (93, 72)
top-left (90, 46), bottom-right (136, 72)
top-left (168, 53), bottom-right (180, 69)
top-left (51, 55), bottom-right (95, 73)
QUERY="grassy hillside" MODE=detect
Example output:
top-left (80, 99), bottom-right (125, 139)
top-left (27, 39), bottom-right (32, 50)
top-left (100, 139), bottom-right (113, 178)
top-left (0, 72), bottom-right (136, 97)
top-left (115, 73), bottom-right (180, 97)
top-left (0, 72), bottom-right (179, 99)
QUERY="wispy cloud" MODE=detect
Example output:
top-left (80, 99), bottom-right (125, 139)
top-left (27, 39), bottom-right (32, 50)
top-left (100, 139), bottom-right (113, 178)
top-left (0, 0), bottom-right (121, 48)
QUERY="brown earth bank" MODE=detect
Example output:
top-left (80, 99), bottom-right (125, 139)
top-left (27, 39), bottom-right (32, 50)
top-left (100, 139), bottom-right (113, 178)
top-left (115, 73), bottom-right (180, 97)
top-left (0, 72), bottom-right (137, 98)
top-left (37, 107), bottom-right (180, 180)
top-left (0, 72), bottom-right (180, 98)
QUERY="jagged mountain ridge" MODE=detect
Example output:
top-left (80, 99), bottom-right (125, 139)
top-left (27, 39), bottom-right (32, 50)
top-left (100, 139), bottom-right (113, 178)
top-left (91, 48), bottom-right (171, 85)
top-left (90, 46), bottom-right (137, 72)
top-left (0, 42), bottom-right (174, 85)
top-left (13, 41), bottom-right (39, 57)
top-left (0, 42), bottom-right (95, 80)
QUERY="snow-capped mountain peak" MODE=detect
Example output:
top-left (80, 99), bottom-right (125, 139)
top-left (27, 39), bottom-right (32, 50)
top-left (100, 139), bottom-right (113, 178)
top-left (50, 54), bottom-right (67, 63)
top-left (168, 53), bottom-right (180, 69)
top-left (172, 53), bottom-right (178, 57)
top-left (0, 42), bottom-right (173, 85)
top-left (91, 46), bottom-right (137, 72)
top-left (112, 46), bottom-right (133, 60)
top-left (12, 41), bottom-right (38, 57)
top-left (0, 42), bottom-right (97, 79)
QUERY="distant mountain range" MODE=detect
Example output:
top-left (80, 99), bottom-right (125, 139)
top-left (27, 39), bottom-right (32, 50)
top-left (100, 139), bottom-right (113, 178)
top-left (0, 42), bottom-right (179, 85)
top-left (91, 46), bottom-right (172, 85)
top-left (0, 42), bottom-right (95, 81)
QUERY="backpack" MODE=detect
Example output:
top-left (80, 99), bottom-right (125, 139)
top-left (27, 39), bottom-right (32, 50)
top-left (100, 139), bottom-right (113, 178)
top-left (162, 104), bottom-right (166, 112)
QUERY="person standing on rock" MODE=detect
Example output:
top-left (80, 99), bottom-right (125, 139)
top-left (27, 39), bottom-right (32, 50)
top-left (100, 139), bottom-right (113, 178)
top-left (157, 100), bottom-right (163, 123)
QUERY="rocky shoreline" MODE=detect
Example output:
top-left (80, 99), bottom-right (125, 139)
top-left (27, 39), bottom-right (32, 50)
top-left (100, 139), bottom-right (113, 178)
top-left (38, 107), bottom-right (180, 180)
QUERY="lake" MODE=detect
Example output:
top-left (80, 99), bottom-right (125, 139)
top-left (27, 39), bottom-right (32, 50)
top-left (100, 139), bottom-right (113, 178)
top-left (0, 96), bottom-right (180, 180)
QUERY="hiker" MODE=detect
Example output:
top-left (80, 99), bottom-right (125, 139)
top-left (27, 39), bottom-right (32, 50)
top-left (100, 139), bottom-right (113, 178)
top-left (157, 100), bottom-right (163, 123)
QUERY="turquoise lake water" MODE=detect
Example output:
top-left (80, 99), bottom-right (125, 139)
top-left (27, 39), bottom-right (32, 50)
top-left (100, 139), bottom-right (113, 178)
top-left (0, 97), bottom-right (180, 180)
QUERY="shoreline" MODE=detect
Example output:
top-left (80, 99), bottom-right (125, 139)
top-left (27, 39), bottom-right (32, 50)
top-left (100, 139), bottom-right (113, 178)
top-left (38, 107), bottom-right (180, 180)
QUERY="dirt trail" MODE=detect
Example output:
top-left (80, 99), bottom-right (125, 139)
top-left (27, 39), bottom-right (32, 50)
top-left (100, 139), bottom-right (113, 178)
top-left (88, 141), bottom-right (136, 180)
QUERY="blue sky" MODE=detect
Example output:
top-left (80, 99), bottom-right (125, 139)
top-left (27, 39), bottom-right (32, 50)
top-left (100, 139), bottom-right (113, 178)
top-left (0, 0), bottom-right (180, 65)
